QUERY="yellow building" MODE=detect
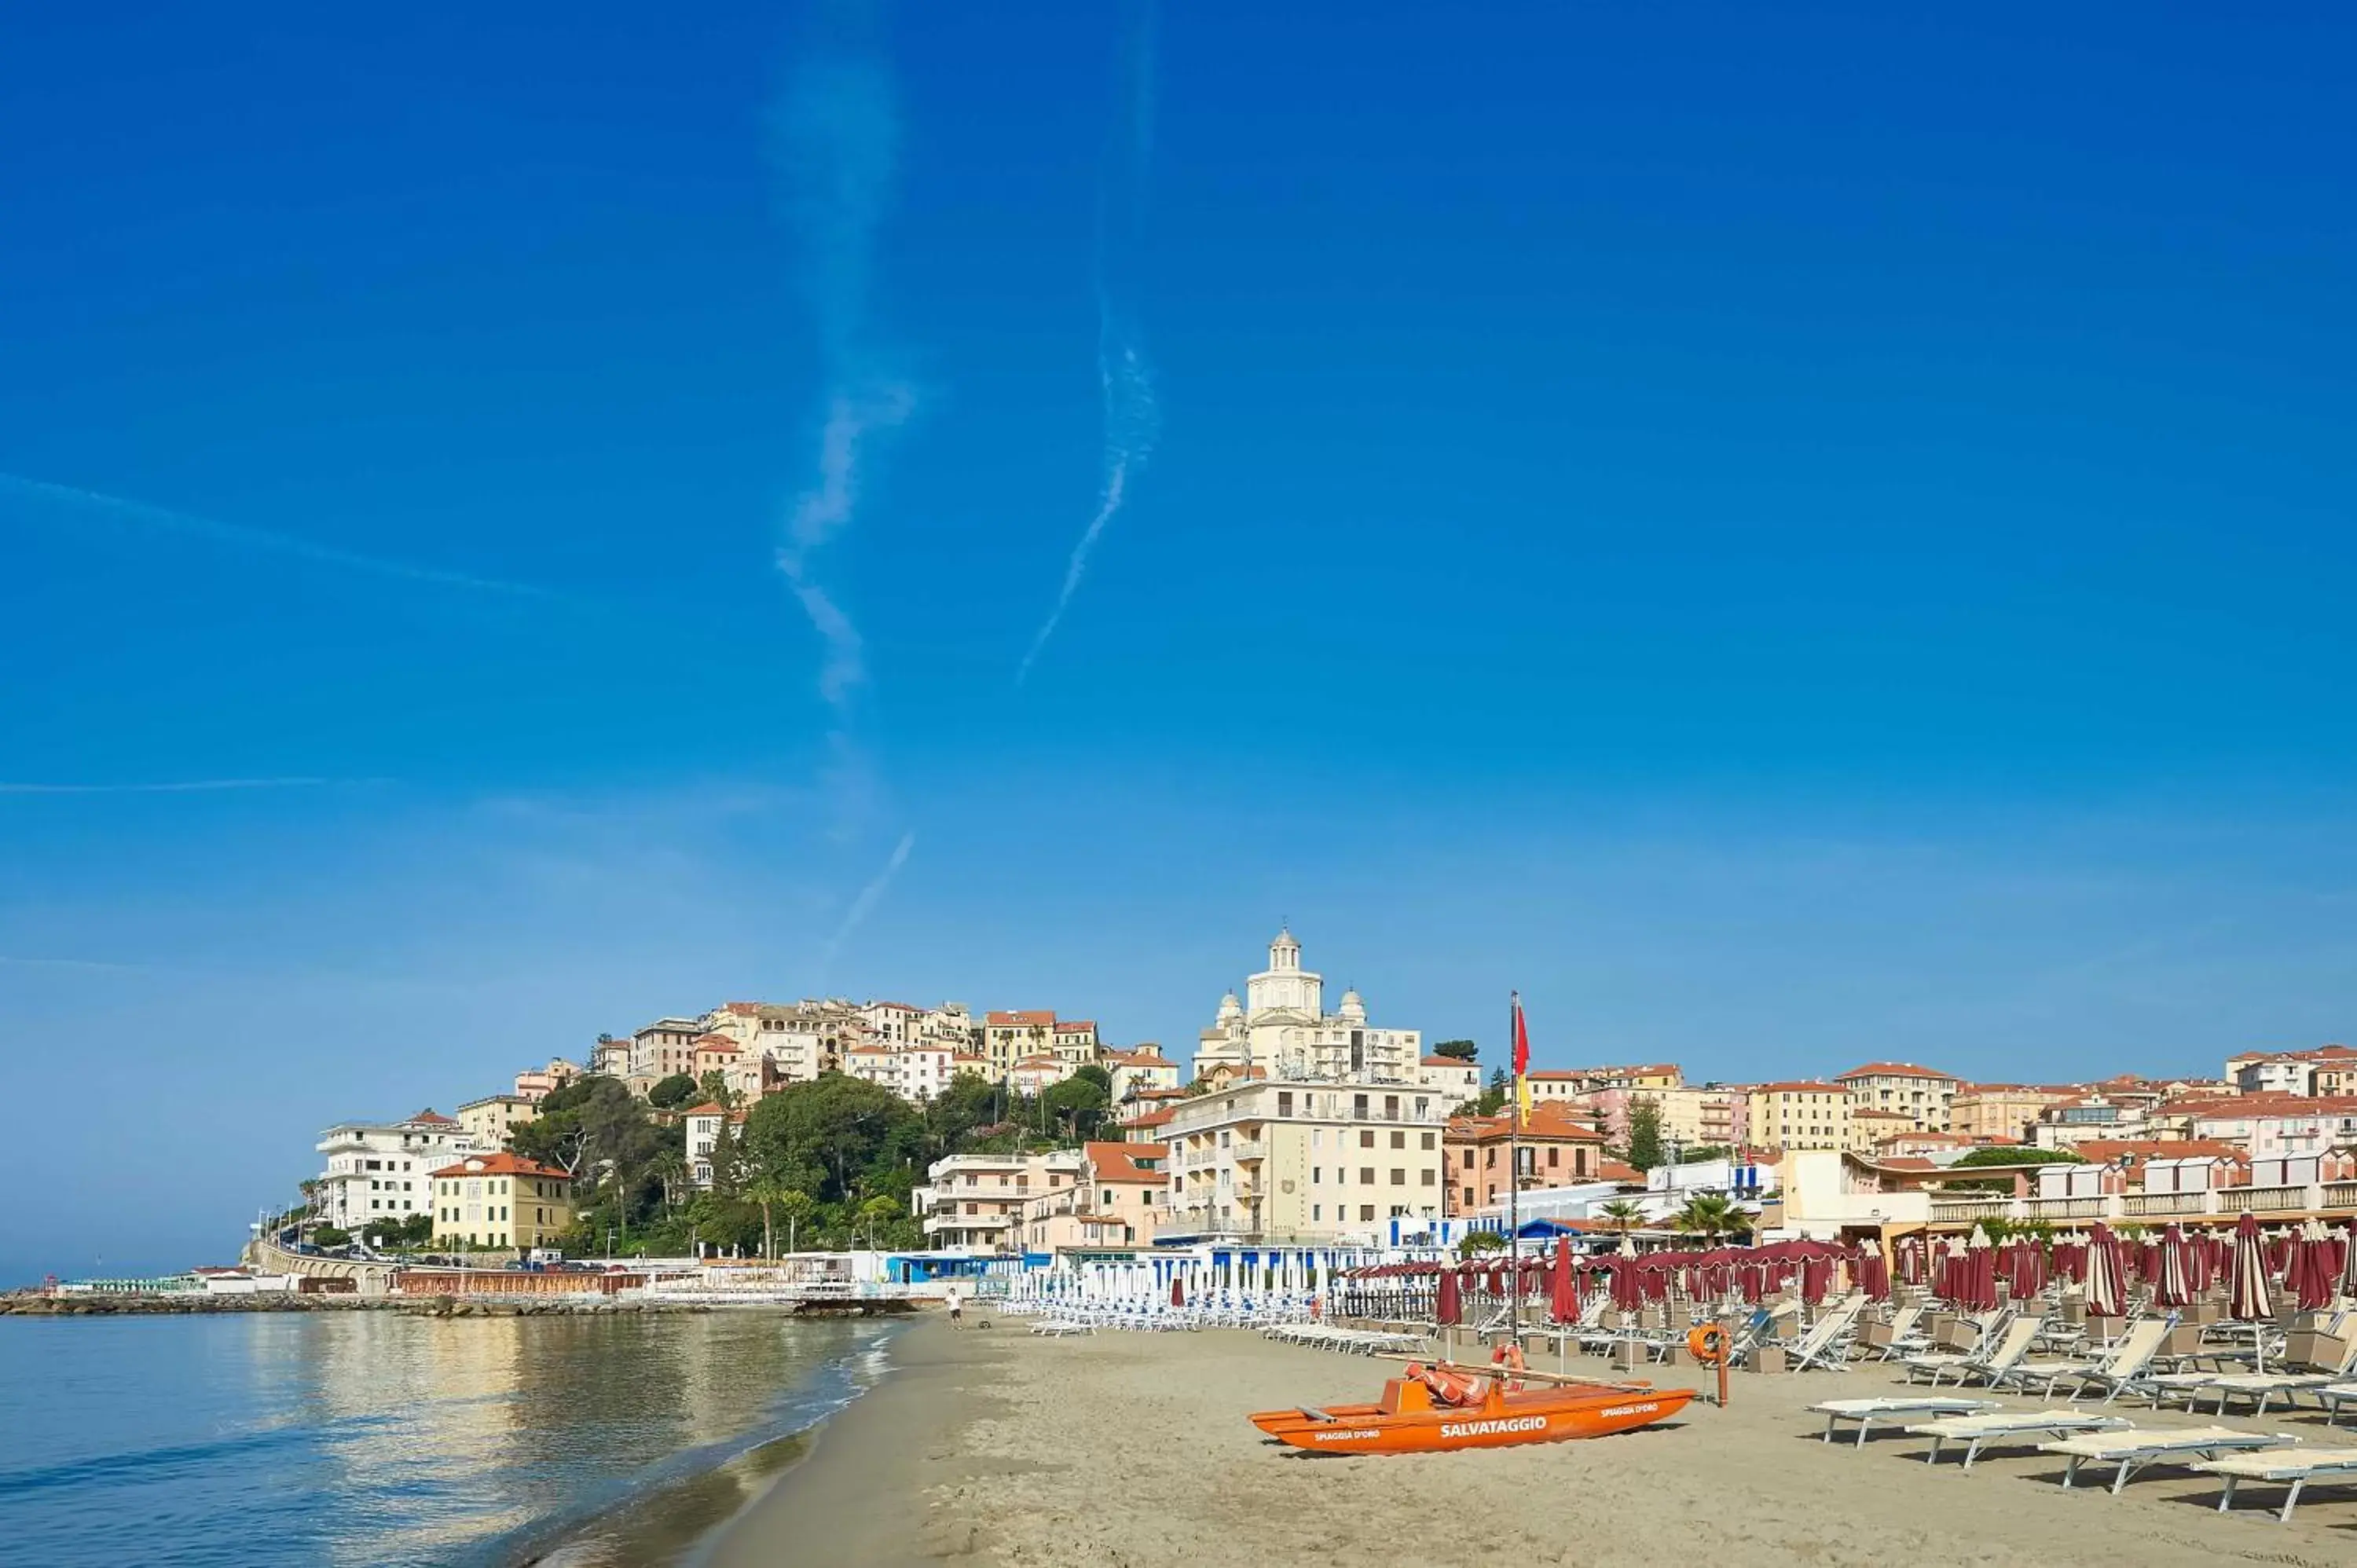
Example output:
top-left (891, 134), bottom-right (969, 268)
top-left (1747, 1082), bottom-right (1852, 1153)
top-left (456, 1094), bottom-right (536, 1149)
top-left (1950, 1083), bottom-right (2066, 1141)
top-left (430, 1152), bottom-right (575, 1254)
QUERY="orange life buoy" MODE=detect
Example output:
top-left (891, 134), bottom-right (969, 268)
top-left (1490, 1342), bottom-right (1527, 1391)
top-left (1686, 1324), bottom-right (1729, 1366)
top-left (1409, 1361), bottom-right (1485, 1406)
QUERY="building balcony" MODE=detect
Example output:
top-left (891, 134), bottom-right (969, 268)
top-left (1229, 1139), bottom-right (1266, 1162)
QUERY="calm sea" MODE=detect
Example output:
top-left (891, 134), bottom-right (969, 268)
top-left (0, 1310), bottom-right (895, 1567)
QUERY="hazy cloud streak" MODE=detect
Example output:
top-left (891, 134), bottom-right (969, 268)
top-left (772, 29), bottom-right (914, 714)
top-left (0, 778), bottom-right (365, 795)
top-left (1020, 0), bottom-right (1161, 683)
top-left (0, 471), bottom-right (555, 598)
top-left (819, 829), bottom-right (915, 970)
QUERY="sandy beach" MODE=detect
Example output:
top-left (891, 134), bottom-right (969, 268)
top-left (710, 1316), bottom-right (2355, 1567)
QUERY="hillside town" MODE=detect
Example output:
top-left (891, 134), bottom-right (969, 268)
top-left (293, 928), bottom-right (2357, 1273)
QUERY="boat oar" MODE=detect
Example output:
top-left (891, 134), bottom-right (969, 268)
top-left (1373, 1354), bottom-right (1651, 1390)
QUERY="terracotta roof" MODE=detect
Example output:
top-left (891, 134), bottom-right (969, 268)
top-left (408, 1110), bottom-right (456, 1125)
top-left (987, 1009), bottom-right (1057, 1028)
top-left (1121, 1108), bottom-right (1176, 1131)
top-left (695, 1040), bottom-right (741, 1055)
top-left (866, 1001), bottom-right (923, 1013)
top-left (1596, 1158), bottom-right (1643, 1183)
top-left (1878, 1156), bottom-right (1940, 1172)
top-left (1447, 1104), bottom-right (1605, 1142)
top-left (720, 1001), bottom-right (761, 1015)
top-left (682, 1101), bottom-right (731, 1116)
top-left (430, 1151), bottom-right (573, 1181)
top-left (1752, 1082), bottom-right (1847, 1094)
top-left (1420, 1054), bottom-right (1477, 1068)
top-left (1083, 1141), bottom-right (1168, 1183)
top-left (1836, 1062), bottom-right (1959, 1082)
top-left (1012, 1053), bottom-right (1063, 1068)
top-left (2072, 1138), bottom-right (2247, 1166)
top-left (1054, 1020), bottom-right (1096, 1033)
top-left (1852, 1108), bottom-right (1915, 1121)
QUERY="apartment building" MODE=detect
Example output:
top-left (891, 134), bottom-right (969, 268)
top-left (313, 1110), bottom-right (492, 1231)
top-left (511, 1059), bottom-right (581, 1104)
top-left (843, 1040), bottom-right (960, 1104)
top-left (1103, 1045), bottom-right (1185, 1101)
top-left (629, 1017), bottom-right (705, 1083)
top-left (1415, 1055), bottom-right (1483, 1105)
top-left (1158, 1079), bottom-right (1449, 1243)
top-left (1950, 1083), bottom-right (2067, 1141)
top-left (1835, 1061), bottom-right (1959, 1132)
top-left (984, 1010), bottom-right (1059, 1075)
top-left (1442, 1104), bottom-right (1607, 1215)
top-left (2227, 1045), bottom-right (2357, 1097)
top-left (456, 1094), bottom-right (536, 1150)
top-left (1017, 1141), bottom-right (1171, 1253)
top-left (1747, 1083), bottom-right (1853, 1153)
top-left (913, 1150), bottom-right (1084, 1252)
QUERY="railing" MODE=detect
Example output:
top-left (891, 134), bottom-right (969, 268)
top-left (2122, 1191), bottom-right (2211, 1218)
top-left (1229, 1140), bottom-right (1266, 1162)
top-left (2023, 1196), bottom-right (2108, 1220)
top-left (2326, 1181), bottom-right (2357, 1211)
top-left (1927, 1196), bottom-right (2015, 1222)
top-left (2217, 1185), bottom-right (2308, 1214)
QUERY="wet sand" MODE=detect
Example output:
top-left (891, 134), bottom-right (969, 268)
top-left (713, 1317), bottom-right (2355, 1567)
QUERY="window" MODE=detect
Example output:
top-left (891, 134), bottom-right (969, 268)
top-left (1277, 1092), bottom-right (1293, 1117)
top-left (1359, 1205), bottom-right (1375, 1222)
top-left (1312, 1204), bottom-right (1321, 1221)
top-left (1311, 1167), bottom-right (1321, 1185)
top-left (1389, 1130), bottom-right (1405, 1149)
top-left (1485, 1148), bottom-right (1496, 1169)
top-left (1420, 1169), bottom-right (1435, 1185)
top-left (1546, 1146), bottom-right (1560, 1168)
top-left (1420, 1131), bottom-right (1435, 1151)
top-left (1360, 1167), bottom-right (1376, 1185)
top-left (1359, 1130), bottom-right (1374, 1149)
top-left (1391, 1168), bottom-right (1406, 1185)
top-left (1463, 1187), bottom-right (1475, 1206)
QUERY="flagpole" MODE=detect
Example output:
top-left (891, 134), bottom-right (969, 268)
top-left (1508, 990), bottom-right (1522, 1344)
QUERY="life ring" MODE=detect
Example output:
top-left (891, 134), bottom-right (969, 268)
top-left (1490, 1342), bottom-right (1527, 1391)
top-left (1409, 1361), bottom-right (1484, 1407)
top-left (1686, 1324), bottom-right (1729, 1366)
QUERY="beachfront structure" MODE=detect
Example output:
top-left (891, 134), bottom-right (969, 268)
top-left (313, 1111), bottom-right (494, 1231)
top-left (915, 1150), bottom-right (1085, 1251)
top-left (1835, 1061), bottom-right (1959, 1132)
top-left (1159, 1077), bottom-right (1449, 1243)
top-left (1745, 1083), bottom-right (1853, 1153)
top-left (456, 1094), bottom-right (537, 1149)
top-left (1442, 1103), bottom-right (1607, 1215)
top-left (429, 1152), bottom-right (575, 1253)
top-left (1191, 928), bottom-right (1423, 1085)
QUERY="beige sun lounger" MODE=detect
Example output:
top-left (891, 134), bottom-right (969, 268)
top-left (2161, 1336), bottom-right (2357, 1420)
top-left (2322, 1383), bottom-right (2357, 1427)
top-left (1809, 1395), bottom-right (1999, 1447)
top-left (2039, 1426), bottom-right (2297, 1494)
top-left (2002, 1317), bottom-right (2172, 1398)
top-left (2194, 1446), bottom-right (2357, 1524)
top-left (1908, 1318), bottom-right (2043, 1389)
top-left (1904, 1409), bottom-right (2133, 1470)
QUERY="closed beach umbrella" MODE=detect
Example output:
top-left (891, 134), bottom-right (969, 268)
top-left (1857, 1247), bottom-right (1890, 1302)
top-left (1611, 1260), bottom-right (1643, 1313)
top-left (1171, 1273), bottom-right (1185, 1309)
top-left (2229, 1212), bottom-right (2272, 1322)
top-left (1549, 1238), bottom-right (1578, 1324)
top-left (2084, 1222), bottom-right (2126, 1321)
top-left (1435, 1266), bottom-right (1462, 1327)
top-left (1800, 1255), bottom-right (1830, 1306)
top-left (2155, 1225), bottom-right (2192, 1310)
top-left (2293, 1222), bottom-right (2333, 1313)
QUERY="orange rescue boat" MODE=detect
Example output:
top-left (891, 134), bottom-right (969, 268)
top-left (1249, 1355), bottom-right (1695, 1456)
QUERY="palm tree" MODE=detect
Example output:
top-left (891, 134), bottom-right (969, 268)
top-left (749, 1175), bottom-right (791, 1259)
top-left (1672, 1192), bottom-right (1750, 1247)
top-left (1599, 1198), bottom-right (1644, 1236)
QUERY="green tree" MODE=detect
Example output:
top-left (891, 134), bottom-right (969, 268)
top-left (1432, 1039), bottom-right (1479, 1062)
top-left (1457, 1229), bottom-right (1509, 1257)
top-left (512, 1075), bottom-right (678, 1243)
top-left (312, 1226), bottom-right (350, 1247)
top-left (1597, 1199), bottom-right (1644, 1237)
top-left (698, 1069), bottom-right (734, 1108)
top-left (1941, 1145), bottom-right (2085, 1193)
top-left (1042, 1072), bottom-right (1111, 1144)
top-left (647, 1072), bottom-right (699, 1110)
top-left (1672, 1191), bottom-right (1750, 1247)
top-left (1622, 1098), bottom-right (1666, 1172)
top-left (742, 1075), bottom-right (922, 1207)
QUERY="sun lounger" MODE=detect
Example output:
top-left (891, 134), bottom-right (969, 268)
top-left (2001, 1317), bottom-right (2170, 1398)
top-left (2154, 1335), bottom-right (2357, 1420)
top-left (1910, 1318), bottom-right (2044, 1389)
top-left (1809, 1395), bottom-right (1999, 1448)
top-left (2056, 1317), bottom-right (2177, 1405)
top-left (1903, 1409), bottom-right (2132, 1471)
top-left (2038, 1426), bottom-right (2297, 1494)
top-left (1898, 1308), bottom-right (2015, 1385)
top-left (2319, 1383), bottom-right (2357, 1427)
top-left (1029, 1317), bottom-right (1094, 1337)
top-left (1787, 1297), bottom-right (1865, 1373)
top-left (2194, 1446), bottom-right (2357, 1524)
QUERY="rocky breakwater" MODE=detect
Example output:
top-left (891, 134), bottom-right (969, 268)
top-left (1, 1291), bottom-right (401, 1317)
top-left (402, 1295), bottom-right (717, 1318)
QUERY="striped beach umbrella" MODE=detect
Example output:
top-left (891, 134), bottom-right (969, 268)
top-left (2154, 1225), bottom-right (2192, 1310)
top-left (2228, 1212), bottom-right (2272, 1321)
top-left (2084, 1222), bottom-right (2126, 1320)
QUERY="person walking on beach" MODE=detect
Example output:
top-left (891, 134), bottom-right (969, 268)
top-left (946, 1284), bottom-right (962, 1328)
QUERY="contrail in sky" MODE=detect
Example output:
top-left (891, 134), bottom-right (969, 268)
top-left (772, 13), bottom-right (914, 714)
top-left (819, 829), bottom-right (915, 971)
top-left (0, 471), bottom-right (554, 598)
top-left (1019, 0), bottom-right (1161, 684)
top-left (0, 778), bottom-right (352, 795)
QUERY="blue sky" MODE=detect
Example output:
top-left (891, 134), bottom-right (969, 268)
top-left (4, 2), bottom-right (2354, 1280)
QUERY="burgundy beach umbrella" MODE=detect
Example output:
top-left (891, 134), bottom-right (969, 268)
top-left (1610, 1260), bottom-right (1644, 1314)
top-left (1857, 1247), bottom-right (1890, 1303)
top-left (2084, 1222), bottom-right (2126, 1321)
top-left (1549, 1238), bottom-right (1578, 1324)
top-left (2293, 1222), bottom-right (2333, 1313)
top-left (1435, 1265), bottom-right (1463, 1327)
top-left (2227, 1212), bottom-right (2273, 1368)
top-left (2154, 1225), bottom-right (2191, 1310)
top-left (1800, 1255), bottom-right (1831, 1307)
top-left (1967, 1230), bottom-right (2000, 1314)
top-left (1171, 1274), bottom-right (1186, 1309)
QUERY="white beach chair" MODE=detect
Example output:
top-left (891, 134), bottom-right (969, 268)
top-left (2194, 1445), bottom-right (2357, 1524)
top-left (1787, 1296), bottom-right (1865, 1372)
top-left (1903, 1409), bottom-right (2133, 1471)
top-left (2000, 1316), bottom-right (2168, 1398)
top-left (1807, 1395), bottom-right (1999, 1448)
top-left (2060, 1317), bottom-right (2179, 1405)
top-left (2037, 1426), bottom-right (2297, 1494)
top-left (2165, 1335), bottom-right (2357, 1420)
top-left (1867, 1302), bottom-right (1926, 1361)
top-left (1912, 1317), bottom-right (2044, 1389)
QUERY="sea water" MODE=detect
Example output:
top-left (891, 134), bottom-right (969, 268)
top-left (0, 1310), bottom-right (894, 1567)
